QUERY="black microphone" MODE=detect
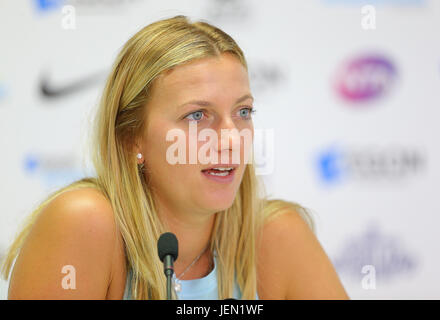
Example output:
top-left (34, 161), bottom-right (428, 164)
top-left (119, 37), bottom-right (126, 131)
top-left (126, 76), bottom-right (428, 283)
top-left (157, 232), bottom-right (179, 300)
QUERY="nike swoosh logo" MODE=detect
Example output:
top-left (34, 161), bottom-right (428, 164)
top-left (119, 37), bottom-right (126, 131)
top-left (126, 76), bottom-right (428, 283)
top-left (39, 70), bottom-right (105, 98)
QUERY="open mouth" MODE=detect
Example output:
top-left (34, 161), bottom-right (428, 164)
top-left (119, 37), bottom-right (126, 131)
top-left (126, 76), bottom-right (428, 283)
top-left (201, 167), bottom-right (236, 176)
top-left (201, 166), bottom-right (237, 183)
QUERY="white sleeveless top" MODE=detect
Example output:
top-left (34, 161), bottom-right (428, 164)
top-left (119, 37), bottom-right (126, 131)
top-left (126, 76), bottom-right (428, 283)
top-left (123, 254), bottom-right (259, 300)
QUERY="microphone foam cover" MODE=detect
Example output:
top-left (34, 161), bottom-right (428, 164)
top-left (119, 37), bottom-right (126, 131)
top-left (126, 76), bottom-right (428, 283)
top-left (157, 232), bottom-right (179, 262)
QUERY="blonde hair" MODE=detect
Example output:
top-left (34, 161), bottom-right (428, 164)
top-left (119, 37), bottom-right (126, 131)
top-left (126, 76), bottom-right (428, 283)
top-left (1, 15), bottom-right (315, 299)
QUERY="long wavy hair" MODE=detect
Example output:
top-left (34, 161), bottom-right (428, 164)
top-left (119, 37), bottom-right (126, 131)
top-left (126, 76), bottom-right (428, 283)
top-left (1, 15), bottom-right (315, 300)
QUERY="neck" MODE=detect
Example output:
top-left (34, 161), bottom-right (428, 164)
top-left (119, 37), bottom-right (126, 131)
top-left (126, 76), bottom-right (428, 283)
top-left (155, 197), bottom-right (217, 279)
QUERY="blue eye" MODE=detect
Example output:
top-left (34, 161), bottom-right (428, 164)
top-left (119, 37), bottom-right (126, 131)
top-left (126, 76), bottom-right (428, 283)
top-left (185, 110), bottom-right (204, 121)
top-left (239, 107), bottom-right (256, 119)
top-left (240, 109), bottom-right (249, 117)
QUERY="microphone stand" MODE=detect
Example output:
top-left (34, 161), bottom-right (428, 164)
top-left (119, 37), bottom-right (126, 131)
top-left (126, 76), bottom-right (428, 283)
top-left (164, 255), bottom-right (175, 300)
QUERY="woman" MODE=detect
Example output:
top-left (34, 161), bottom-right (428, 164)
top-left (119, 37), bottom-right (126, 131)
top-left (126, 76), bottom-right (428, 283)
top-left (1, 15), bottom-right (349, 300)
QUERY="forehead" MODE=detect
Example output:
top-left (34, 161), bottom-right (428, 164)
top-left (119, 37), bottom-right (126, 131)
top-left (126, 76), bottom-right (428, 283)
top-left (151, 53), bottom-right (249, 102)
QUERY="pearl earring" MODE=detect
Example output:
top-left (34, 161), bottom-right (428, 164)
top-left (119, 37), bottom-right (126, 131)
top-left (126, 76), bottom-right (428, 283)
top-left (137, 153), bottom-right (142, 159)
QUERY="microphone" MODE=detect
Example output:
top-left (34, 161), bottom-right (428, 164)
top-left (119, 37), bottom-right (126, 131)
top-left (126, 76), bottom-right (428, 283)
top-left (157, 232), bottom-right (179, 300)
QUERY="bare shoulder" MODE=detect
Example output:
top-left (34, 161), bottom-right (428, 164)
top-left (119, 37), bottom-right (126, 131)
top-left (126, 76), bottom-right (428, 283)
top-left (8, 187), bottom-right (126, 299)
top-left (257, 205), bottom-right (349, 300)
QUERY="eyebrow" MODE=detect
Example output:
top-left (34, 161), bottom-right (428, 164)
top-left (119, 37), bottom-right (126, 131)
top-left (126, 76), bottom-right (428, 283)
top-left (177, 94), bottom-right (254, 109)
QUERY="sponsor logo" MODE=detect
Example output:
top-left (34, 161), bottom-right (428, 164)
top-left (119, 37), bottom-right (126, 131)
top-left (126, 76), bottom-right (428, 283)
top-left (39, 71), bottom-right (105, 99)
top-left (316, 144), bottom-right (425, 185)
top-left (33, 0), bottom-right (144, 15)
top-left (333, 223), bottom-right (418, 283)
top-left (317, 145), bottom-right (346, 184)
top-left (34, 0), bottom-right (65, 12)
top-left (249, 61), bottom-right (287, 94)
top-left (24, 153), bottom-right (86, 190)
top-left (334, 54), bottom-right (397, 103)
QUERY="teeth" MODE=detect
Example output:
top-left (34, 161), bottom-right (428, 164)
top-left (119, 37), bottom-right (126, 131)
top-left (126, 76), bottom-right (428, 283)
top-left (202, 167), bottom-right (235, 177)
top-left (208, 171), bottom-right (230, 176)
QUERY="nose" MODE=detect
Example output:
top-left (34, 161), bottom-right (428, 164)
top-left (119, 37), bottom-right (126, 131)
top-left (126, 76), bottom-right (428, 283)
top-left (213, 117), bottom-right (241, 163)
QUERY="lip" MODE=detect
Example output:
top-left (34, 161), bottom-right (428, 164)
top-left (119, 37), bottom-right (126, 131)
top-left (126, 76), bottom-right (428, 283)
top-left (201, 167), bottom-right (236, 184)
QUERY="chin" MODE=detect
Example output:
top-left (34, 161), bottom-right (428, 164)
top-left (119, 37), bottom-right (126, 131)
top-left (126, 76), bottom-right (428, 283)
top-left (203, 194), bottom-right (236, 213)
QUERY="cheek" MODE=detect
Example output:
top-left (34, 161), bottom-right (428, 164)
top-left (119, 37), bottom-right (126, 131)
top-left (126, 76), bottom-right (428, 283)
top-left (144, 123), bottom-right (200, 181)
top-left (239, 124), bottom-right (254, 164)
top-left (143, 122), bottom-right (176, 172)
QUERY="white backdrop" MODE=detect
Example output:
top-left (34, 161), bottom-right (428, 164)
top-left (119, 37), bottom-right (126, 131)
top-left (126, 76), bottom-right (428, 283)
top-left (1, 0), bottom-right (439, 299)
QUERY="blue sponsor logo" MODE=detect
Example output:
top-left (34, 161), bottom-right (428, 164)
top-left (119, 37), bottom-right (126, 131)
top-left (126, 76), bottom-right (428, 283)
top-left (332, 223), bottom-right (418, 282)
top-left (315, 145), bottom-right (425, 186)
top-left (24, 153), bottom-right (86, 190)
top-left (317, 146), bottom-right (347, 184)
top-left (34, 0), bottom-right (144, 15)
top-left (33, 0), bottom-right (65, 12)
